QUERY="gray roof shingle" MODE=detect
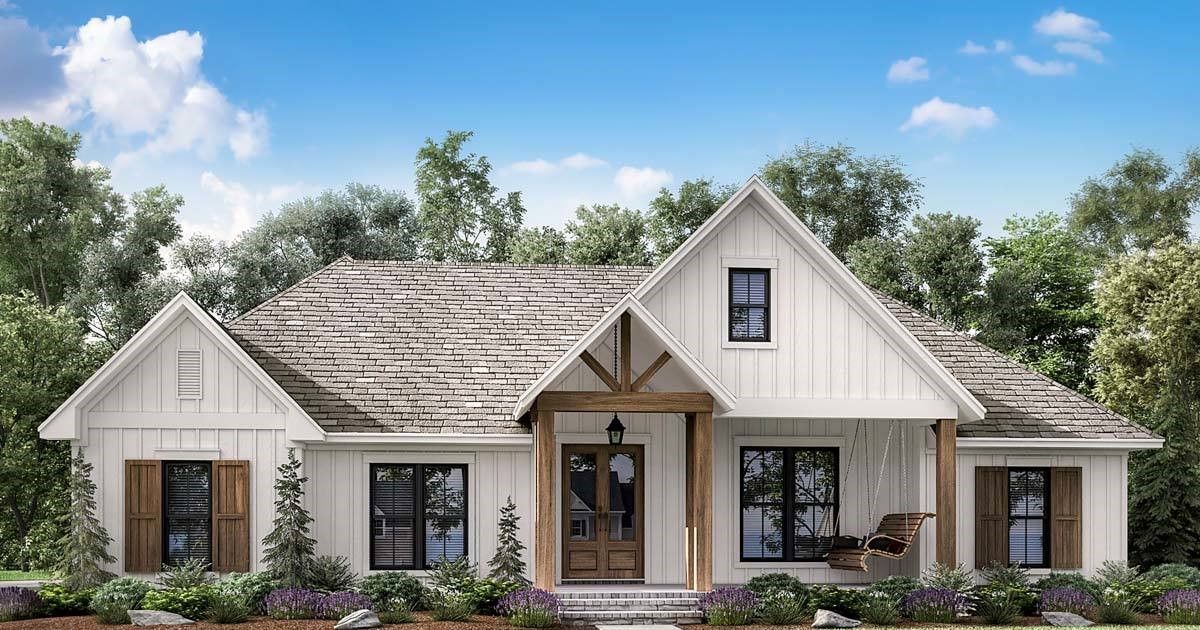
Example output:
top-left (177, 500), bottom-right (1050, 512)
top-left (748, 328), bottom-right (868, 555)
top-left (226, 258), bottom-right (1154, 440)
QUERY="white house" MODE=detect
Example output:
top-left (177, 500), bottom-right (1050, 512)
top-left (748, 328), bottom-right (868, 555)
top-left (39, 177), bottom-right (1160, 594)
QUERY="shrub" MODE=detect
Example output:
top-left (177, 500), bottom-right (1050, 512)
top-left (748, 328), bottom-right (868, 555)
top-left (1159, 589), bottom-right (1200, 625)
top-left (1145, 563), bottom-right (1200, 589)
top-left (1095, 587), bottom-right (1139, 625)
top-left (901, 586), bottom-right (965, 623)
top-left (1138, 575), bottom-right (1194, 609)
top-left (56, 448), bottom-right (116, 591)
top-left (0, 587), bottom-right (43, 622)
top-left (263, 587), bottom-right (321, 620)
top-left (1035, 572), bottom-right (1099, 600)
top-left (214, 572), bottom-right (279, 613)
top-left (745, 573), bottom-right (808, 600)
top-left (1039, 586), bottom-right (1095, 616)
top-left (975, 588), bottom-right (1021, 625)
top-left (864, 575), bottom-right (921, 605)
top-left (497, 587), bottom-right (560, 628)
top-left (307, 555), bottom-right (358, 592)
top-left (980, 562), bottom-right (1032, 589)
top-left (360, 571), bottom-right (428, 611)
top-left (430, 555), bottom-right (480, 593)
top-left (91, 577), bottom-right (152, 624)
top-left (978, 563), bottom-right (1037, 615)
top-left (37, 583), bottom-right (93, 616)
top-left (206, 590), bottom-right (253, 624)
top-left (1093, 561), bottom-right (1150, 612)
top-left (857, 591), bottom-right (899, 626)
top-left (379, 603), bottom-right (415, 624)
top-left (430, 588), bottom-right (478, 621)
top-left (699, 586), bottom-right (758, 626)
top-left (809, 584), bottom-right (864, 617)
top-left (158, 558), bottom-right (212, 588)
top-left (315, 590), bottom-right (373, 620)
top-left (921, 562), bottom-right (975, 600)
top-left (469, 578), bottom-right (524, 614)
top-left (488, 497), bottom-right (529, 584)
top-left (759, 589), bottom-right (809, 624)
top-left (141, 585), bottom-right (214, 620)
top-left (262, 449), bottom-right (317, 588)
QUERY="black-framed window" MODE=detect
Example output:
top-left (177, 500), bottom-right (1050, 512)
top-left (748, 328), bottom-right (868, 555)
top-left (740, 447), bottom-right (838, 561)
top-left (370, 463), bottom-right (468, 570)
top-left (729, 268), bottom-right (770, 342)
top-left (163, 461), bottom-right (212, 566)
top-left (1009, 468), bottom-right (1050, 568)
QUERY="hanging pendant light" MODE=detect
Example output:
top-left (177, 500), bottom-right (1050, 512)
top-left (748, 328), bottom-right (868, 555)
top-left (607, 321), bottom-right (625, 445)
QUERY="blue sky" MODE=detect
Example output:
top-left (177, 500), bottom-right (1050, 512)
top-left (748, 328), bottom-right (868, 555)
top-left (3, 1), bottom-right (1198, 240)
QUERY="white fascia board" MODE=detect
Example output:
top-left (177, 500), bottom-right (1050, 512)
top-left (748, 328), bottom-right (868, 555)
top-left (956, 437), bottom-right (1164, 451)
top-left (317, 433), bottom-right (534, 446)
top-left (719, 397), bottom-right (959, 420)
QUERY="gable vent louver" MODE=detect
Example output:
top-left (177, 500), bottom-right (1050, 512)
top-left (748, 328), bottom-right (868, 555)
top-left (176, 349), bottom-right (202, 400)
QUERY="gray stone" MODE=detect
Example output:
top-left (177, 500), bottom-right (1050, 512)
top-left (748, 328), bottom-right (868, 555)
top-left (1042, 611), bottom-right (1095, 627)
top-left (128, 610), bottom-right (194, 626)
top-left (812, 608), bottom-right (862, 628)
top-left (335, 609), bottom-right (382, 629)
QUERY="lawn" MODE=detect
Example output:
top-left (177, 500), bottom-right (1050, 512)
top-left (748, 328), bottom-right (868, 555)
top-left (0, 571), bottom-right (51, 582)
top-left (0, 622), bottom-right (1187, 630)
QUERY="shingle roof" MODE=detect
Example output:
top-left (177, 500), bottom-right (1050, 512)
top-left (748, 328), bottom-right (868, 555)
top-left (226, 258), bottom-right (1154, 440)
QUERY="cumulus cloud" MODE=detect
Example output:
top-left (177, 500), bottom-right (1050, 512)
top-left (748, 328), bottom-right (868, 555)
top-left (190, 171), bottom-right (305, 241)
top-left (508, 152), bottom-right (608, 175)
top-left (959, 39), bottom-right (1011, 55)
top-left (510, 158), bottom-right (559, 175)
top-left (614, 166), bottom-right (672, 197)
top-left (1034, 8), bottom-right (1110, 43)
top-left (1012, 54), bottom-right (1076, 76)
top-left (899, 97), bottom-right (997, 138)
top-left (561, 152), bottom-right (608, 170)
top-left (1054, 40), bottom-right (1104, 63)
top-left (993, 39), bottom-right (1013, 53)
top-left (0, 15), bottom-right (266, 164)
top-left (887, 57), bottom-right (929, 83)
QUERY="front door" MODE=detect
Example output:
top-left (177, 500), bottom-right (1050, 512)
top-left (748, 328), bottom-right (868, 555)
top-left (562, 444), bottom-right (644, 580)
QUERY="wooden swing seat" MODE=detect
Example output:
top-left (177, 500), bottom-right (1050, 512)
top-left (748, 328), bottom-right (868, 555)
top-left (825, 512), bottom-right (934, 572)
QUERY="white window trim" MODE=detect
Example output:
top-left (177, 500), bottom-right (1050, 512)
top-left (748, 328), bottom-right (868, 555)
top-left (721, 259), bottom-right (779, 350)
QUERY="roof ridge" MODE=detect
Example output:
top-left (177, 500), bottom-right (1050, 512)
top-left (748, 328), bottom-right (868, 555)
top-left (229, 256), bottom-right (355, 325)
top-left (338, 259), bottom-right (655, 271)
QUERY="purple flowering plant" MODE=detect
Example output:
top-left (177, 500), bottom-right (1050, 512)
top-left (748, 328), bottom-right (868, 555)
top-left (1039, 586), bottom-right (1096, 616)
top-left (1159, 588), bottom-right (1200, 625)
top-left (901, 586), bottom-right (965, 623)
top-left (0, 587), bottom-right (43, 622)
top-left (316, 590), bottom-right (374, 620)
top-left (497, 588), bottom-right (560, 628)
top-left (700, 586), bottom-right (759, 626)
top-left (264, 587), bottom-right (322, 619)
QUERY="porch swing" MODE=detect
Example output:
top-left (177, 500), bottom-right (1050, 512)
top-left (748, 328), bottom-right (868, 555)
top-left (823, 419), bottom-right (935, 572)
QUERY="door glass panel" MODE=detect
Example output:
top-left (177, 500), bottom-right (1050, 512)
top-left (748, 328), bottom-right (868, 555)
top-left (568, 452), bottom-right (597, 541)
top-left (608, 451), bottom-right (637, 541)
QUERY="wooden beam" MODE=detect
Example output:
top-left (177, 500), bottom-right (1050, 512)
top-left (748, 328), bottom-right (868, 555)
top-left (579, 350), bottom-right (620, 392)
top-left (631, 351), bottom-right (672, 392)
top-left (687, 411), bottom-right (713, 591)
top-left (620, 312), bottom-right (632, 391)
top-left (534, 410), bottom-right (556, 590)
top-left (684, 412), bottom-right (696, 590)
top-left (536, 391), bottom-right (713, 413)
top-left (935, 418), bottom-right (957, 566)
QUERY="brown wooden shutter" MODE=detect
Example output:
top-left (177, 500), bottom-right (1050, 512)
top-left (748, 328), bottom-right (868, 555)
top-left (1050, 467), bottom-right (1083, 569)
top-left (975, 466), bottom-right (1008, 568)
top-left (212, 460), bottom-right (251, 572)
top-left (125, 460), bottom-right (162, 572)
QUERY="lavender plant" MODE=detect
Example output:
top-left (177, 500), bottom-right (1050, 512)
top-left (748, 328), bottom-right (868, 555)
top-left (0, 587), bottom-right (43, 622)
top-left (497, 588), bottom-right (560, 628)
top-left (263, 587), bottom-right (321, 619)
top-left (1039, 586), bottom-right (1095, 616)
top-left (315, 590), bottom-right (373, 620)
top-left (1159, 589), bottom-right (1200, 625)
top-left (901, 586), bottom-right (965, 623)
top-left (699, 586), bottom-right (759, 626)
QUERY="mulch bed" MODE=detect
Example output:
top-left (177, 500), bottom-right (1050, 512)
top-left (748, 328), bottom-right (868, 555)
top-left (0, 613), bottom-right (522, 629)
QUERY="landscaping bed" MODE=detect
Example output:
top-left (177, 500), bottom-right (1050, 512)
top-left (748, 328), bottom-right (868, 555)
top-left (0, 612), bottom-right (514, 629)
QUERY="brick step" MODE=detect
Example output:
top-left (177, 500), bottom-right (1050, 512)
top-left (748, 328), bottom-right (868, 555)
top-left (558, 590), bottom-right (698, 600)
top-left (560, 609), bottom-right (704, 626)
top-left (559, 597), bottom-right (700, 611)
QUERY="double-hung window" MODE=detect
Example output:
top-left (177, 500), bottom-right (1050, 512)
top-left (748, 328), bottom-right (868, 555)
top-left (740, 447), bottom-right (838, 562)
top-left (729, 269), bottom-right (770, 342)
top-left (1008, 468), bottom-right (1050, 567)
top-left (163, 461), bottom-right (213, 566)
top-left (370, 463), bottom-right (468, 570)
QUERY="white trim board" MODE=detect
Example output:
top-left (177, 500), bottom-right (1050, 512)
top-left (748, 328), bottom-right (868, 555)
top-left (956, 437), bottom-right (1163, 451)
top-left (720, 398), bottom-right (958, 420)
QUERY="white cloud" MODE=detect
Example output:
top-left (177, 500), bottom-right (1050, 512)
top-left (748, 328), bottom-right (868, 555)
top-left (1054, 40), bottom-right (1104, 63)
top-left (0, 1), bottom-right (15, 10)
top-left (1034, 8), bottom-right (1110, 43)
top-left (191, 171), bottom-right (304, 241)
top-left (993, 39), bottom-right (1013, 53)
top-left (510, 158), bottom-right (559, 175)
top-left (1012, 54), bottom-right (1077, 76)
top-left (887, 57), bottom-right (929, 83)
top-left (899, 97), bottom-right (998, 138)
top-left (508, 152), bottom-right (608, 175)
top-left (958, 40), bottom-right (989, 55)
top-left (614, 166), bottom-right (672, 197)
top-left (561, 152), bottom-right (607, 170)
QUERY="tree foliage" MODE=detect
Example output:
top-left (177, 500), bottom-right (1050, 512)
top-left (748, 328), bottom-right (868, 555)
top-left (262, 449), bottom-right (317, 587)
top-left (647, 178), bottom-right (735, 261)
top-left (508, 227), bottom-right (568, 264)
top-left (565, 204), bottom-right (650, 266)
top-left (56, 448), bottom-right (115, 590)
top-left (760, 142), bottom-right (923, 260)
top-left (487, 496), bottom-right (528, 583)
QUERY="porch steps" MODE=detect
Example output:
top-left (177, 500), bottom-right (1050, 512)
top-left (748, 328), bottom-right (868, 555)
top-left (558, 590), bottom-right (703, 625)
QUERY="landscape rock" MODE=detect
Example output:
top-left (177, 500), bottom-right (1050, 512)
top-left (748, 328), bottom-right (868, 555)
top-left (812, 608), bottom-right (862, 628)
top-left (128, 610), bottom-right (194, 626)
top-left (335, 609), bottom-right (383, 629)
top-left (1042, 611), bottom-right (1095, 627)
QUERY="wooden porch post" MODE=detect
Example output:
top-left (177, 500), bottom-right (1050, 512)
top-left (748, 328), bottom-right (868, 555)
top-left (935, 418), bottom-right (957, 566)
top-left (534, 408), bottom-right (556, 590)
top-left (686, 411), bottom-right (713, 591)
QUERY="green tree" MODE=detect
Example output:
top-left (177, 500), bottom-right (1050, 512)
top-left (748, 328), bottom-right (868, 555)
top-left (152, 235), bottom-right (238, 321)
top-left (565, 204), bottom-right (650, 266)
top-left (1068, 148), bottom-right (1200, 259)
top-left (262, 448), bottom-right (316, 587)
top-left (0, 293), bottom-right (105, 569)
top-left (975, 214), bottom-right (1099, 392)
top-left (488, 497), bottom-right (528, 583)
top-left (0, 118), bottom-right (124, 306)
top-left (56, 448), bottom-right (115, 590)
top-left (845, 236), bottom-right (921, 307)
top-left (647, 178), bottom-right (735, 261)
top-left (415, 131), bottom-right (525, 262)
top-left (760, 142), bottom-right (923, 260)
top-left (1093, 241), bottom-right (1200, 565)
top-left (508, 227), bottom-right (568, 264)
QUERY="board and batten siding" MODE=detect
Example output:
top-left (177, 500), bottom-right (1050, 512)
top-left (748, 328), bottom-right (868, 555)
top-left (918, 448), bottom-right (1129, 576)
top-left (640, 197), bottom-right (947, 402)
top-left (305, 446), bottom-right (534, 578)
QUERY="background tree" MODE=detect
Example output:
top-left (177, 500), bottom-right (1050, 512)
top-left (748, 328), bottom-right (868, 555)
top-left (647, 178), bottom-right (735, 261)
top-left (415, 131), bottom-right (525, 262)
top-left (56, 448), bottom-right (115, 590)
top-left (508, 227), bottom-right (568, 264)
top-left (262, 449), bottom-right (316, 587)
top-left (1068, 148), bottom-right (1200, 260)
top-left (488, 497), bottom-right (528, 583)
top-left (565, 204), bottom-right (650, 266)
top-left (845, 236), bottom-right (921, 307)
top-left (1093, 241), bottom-right (1200, 565)
top-left (760, 142), bottom-right (923, 260)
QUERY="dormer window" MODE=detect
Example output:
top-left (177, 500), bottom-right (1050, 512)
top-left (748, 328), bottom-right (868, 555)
top-left (729, 268), bottom-right (770, 342)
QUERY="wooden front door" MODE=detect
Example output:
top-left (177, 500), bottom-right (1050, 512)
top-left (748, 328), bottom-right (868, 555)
top-left (562, 444), bottom-right (644, 580)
